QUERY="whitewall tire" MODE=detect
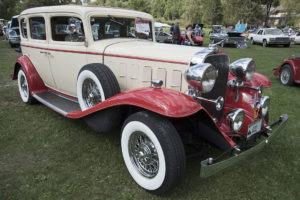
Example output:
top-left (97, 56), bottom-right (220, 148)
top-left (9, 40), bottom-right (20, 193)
top-left (77, 64), bottom-right (120, 111)
top-left (17, 68), bottom-right (35, 104)
top-left (121, 111), bottom-right (186, 195)
top-left (77, 70), bottom-right (105, 111)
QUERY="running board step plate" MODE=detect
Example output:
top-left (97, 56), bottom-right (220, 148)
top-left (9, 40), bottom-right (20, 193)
top-left (33, 91), bottom-right (80, 116)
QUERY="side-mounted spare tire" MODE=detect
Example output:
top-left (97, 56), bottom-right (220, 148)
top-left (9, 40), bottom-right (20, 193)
top-left (77, 63), bottom-right (121, 132)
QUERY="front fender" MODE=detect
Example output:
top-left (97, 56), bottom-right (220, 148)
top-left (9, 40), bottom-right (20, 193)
top-left (273, 59), bottom-right (298, 80)
top-left (228, 72), bottom-right (272, 88)
top-left (13, 56), bottom-right (47, 94)
top-left (67, 88), bottom-right (202, 119)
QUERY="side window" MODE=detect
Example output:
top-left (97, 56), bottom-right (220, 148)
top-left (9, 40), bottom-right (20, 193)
top-left (257, 30), bottom-right (262, 35)
top-left (29, 17), bottom-right (46, 40)
top-left (20, 18), bottom-right (28, 39)
top-left (51, 16), bottom-right (85, 42)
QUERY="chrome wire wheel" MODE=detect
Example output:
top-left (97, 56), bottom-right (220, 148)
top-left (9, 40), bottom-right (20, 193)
top-left (82, 78), bottom-right (102, 108)
top-left (129, 131), bottom-right (159, 178)
top-left (280, 68), bottom-right (290, 85)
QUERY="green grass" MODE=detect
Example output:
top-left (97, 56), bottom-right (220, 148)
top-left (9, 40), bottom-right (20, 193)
top-left (0, 38), bottom-right (300, 200)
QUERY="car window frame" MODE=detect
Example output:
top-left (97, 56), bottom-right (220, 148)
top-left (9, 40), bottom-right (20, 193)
top-left (19, 17), bottom-right (28, 40)
top-left (28, 16), bottom-right (47, 41)
top-left (48, 13), bottom-right (86, 46)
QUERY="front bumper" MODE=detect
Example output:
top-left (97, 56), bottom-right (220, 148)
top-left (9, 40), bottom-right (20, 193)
top-left (268, 41), bottom-right (290, 45)
top-left (200, 114), bottom-right (288, 178)
top-left (9, 37), bottom-right (20, 44)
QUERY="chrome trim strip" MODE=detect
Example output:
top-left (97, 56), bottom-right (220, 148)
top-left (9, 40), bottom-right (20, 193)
top-left (33, 94), bottom-right (68, 116)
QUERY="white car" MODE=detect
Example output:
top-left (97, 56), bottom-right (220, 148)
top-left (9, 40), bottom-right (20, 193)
top-left (294, 32), bottom-right (300, 44)
top-left (248, 28), bottom-right (292, 47)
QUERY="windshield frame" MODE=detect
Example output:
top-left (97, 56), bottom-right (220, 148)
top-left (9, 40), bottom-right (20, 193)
top-left (89, 15), bottom-right (154, 42)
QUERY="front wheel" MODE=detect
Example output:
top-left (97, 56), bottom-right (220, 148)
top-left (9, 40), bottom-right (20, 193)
top-left (263, 40), bottom-right (268, 47)
top-left (121, 111), bottom-right (186, 195)
top-left (250, 38), bottom-right (254, 44)
top-left (280, 64), bottom-right (294, 86)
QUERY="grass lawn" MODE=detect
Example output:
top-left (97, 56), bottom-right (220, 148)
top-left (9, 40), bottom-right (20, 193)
top-left (0, 37), bottom-right (299, 200)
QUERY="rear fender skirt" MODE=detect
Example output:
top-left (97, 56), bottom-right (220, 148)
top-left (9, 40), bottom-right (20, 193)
top-left (12, 56), bottom-right (47, 94)
top-left (67, 88), bottom-right (202, 119)
top-left (228, 72), bottom-right (272, 88)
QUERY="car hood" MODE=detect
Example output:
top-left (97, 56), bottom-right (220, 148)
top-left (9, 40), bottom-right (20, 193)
top-left (103, 39), bottom-right (205, 65)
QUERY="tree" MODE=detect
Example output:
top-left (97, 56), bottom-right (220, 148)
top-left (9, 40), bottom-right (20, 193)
top-left (202, 0), bottom-right (222, 25)
top-left (261, 0), bottom-right (280, 26)
top-left (182, 0), bottom-right (203, 24)
top-left (0, 0), bottom-right (18, 19)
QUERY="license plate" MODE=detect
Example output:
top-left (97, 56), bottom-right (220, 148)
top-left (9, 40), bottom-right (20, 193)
top-left (247, 119), bottom-right (262, 139)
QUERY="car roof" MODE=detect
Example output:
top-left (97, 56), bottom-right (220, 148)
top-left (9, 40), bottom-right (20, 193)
top-left (20, 5), bottom-right (153, 20)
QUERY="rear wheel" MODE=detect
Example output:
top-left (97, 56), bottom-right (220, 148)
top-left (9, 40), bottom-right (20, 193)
top-left (17, 68), bottom-right (35, 104)
top-left (121, 111), bottom-right (186, 195)
top-left (250, 38), bottom-right (254, 44)
top-left (280, 64), bottom-right (294, 86)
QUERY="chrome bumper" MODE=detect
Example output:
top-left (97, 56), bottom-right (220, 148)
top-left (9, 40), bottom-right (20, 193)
top-left (200, 114), bottom-right (288, 178)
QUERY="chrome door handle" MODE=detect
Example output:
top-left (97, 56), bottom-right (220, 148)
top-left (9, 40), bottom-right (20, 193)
top-left (40, 51), bottom-right (51, 55)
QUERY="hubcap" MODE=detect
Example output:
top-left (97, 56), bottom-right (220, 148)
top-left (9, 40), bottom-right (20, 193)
top-left (129, 131), bottom-right (159, 178)
top-left (82, 78), bottom-right (102, 108)
top-left (20, 75), bottom-right (28, 98)
top-left (281, 69), bottom-right (290, 84)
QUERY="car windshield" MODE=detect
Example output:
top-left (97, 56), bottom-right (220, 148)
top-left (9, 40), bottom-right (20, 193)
top-left (265, 29), bottom-right (283, 35)
top-left (90, 17), bottom-right (153, 41)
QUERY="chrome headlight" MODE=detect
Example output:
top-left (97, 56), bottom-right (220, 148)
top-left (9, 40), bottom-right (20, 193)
top-left (229, 58), bottom-right (255, 81)
top-left (185, 63), bottom-right (217, 93)
top-left (227, 109), bottom-right (245, 132)
top-left (260, 96), bottom-right (270, 117)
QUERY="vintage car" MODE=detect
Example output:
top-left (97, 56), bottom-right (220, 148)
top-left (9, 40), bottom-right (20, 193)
top-left (209, 30), bottom-right (248, 48)
top-left (273, 55), bottom-right (300, 86)
top-left (155, 31), bottom-right (173, 43)
top-left (8, 15), bottom-right (20, 47)
top-left (248, 28), bottom-right (293, 47)
top-left (179, 30), bottom-right (203, 46)
top-left (14, 5), bottom-right (288, 195)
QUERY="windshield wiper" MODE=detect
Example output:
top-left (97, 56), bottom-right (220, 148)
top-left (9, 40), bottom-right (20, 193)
top-left (108, 15), bottom-right (124, 26)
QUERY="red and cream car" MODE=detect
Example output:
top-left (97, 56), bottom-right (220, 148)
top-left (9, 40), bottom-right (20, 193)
top-left (273, 55), bottom-right (300, 86)
top-left (13, 5), bottom-right (288, 195)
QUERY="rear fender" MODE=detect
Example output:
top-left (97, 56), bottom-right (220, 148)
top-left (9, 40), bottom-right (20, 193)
top-left (13, 56), bottom-right (47, 94)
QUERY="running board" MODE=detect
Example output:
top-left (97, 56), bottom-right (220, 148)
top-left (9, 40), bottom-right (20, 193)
top-left (33, 91), bottom-right (80, 116)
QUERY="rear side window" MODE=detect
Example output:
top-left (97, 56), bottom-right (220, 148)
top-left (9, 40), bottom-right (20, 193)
top-left (29, 17), bottom-right (46, 40)
top-left (20, 18), bottom-right (28, 38)
top-left (51, 16), bottom-right (85, 42)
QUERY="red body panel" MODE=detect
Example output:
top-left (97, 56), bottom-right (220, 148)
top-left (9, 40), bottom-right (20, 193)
top-left (179, 34), bottom-right (203, 46)
top-left (67, 88), bottom-right (202, 118)
top-left (13, 56), bottom-right (47, 94)
top-left (274, 58), bottom-right (300, 84)
top-left (228, 72), bottom-right (272, 88)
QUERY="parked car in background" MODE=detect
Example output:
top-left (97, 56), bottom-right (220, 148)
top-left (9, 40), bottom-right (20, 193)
top-left (210, 29), bottom-right (247, 48)
top-left (248, 28), bottom-right (292, 47)
top-left (155, 31), bottom-right (172, 43)
top-left (179, 30), bottom-right (203, 46)
top-left (14, 5), bottom-right (288, 195)
top-left (5, 21), bottom-right (11, 39)
top-left (0, 19), bottom-right (4, 36)
top-left (294, 32), bottom-right (300, 44)
top-left (8, 15), bottom-right (20, 47)
top-left (273, 55), bottom-right (300, 86)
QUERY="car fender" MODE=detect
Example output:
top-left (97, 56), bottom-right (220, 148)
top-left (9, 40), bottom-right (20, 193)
top-left (68, 88), bottom-right (202, 119)
top-left (12, 55), bottom-right (47, 94)
top-left (274, 59), bottom-right (299, 82)
top-left (228, 72), bottom-right (272, 88)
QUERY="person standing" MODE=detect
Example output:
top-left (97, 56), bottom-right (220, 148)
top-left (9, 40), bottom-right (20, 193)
top-left (173, 22), bottom-right (180, 44)
top-left (185, 25), bottom-right (195, 46)
top-left (170, 23), bottom-right (174, 35)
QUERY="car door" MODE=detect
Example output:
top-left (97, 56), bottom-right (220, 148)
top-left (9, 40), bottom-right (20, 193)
top-left (47, 14), bottom-right (87, 97)
top-left (255, 30), bottom-right (263, 43)
top-left (22, 15), bottom-right (56, 89)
